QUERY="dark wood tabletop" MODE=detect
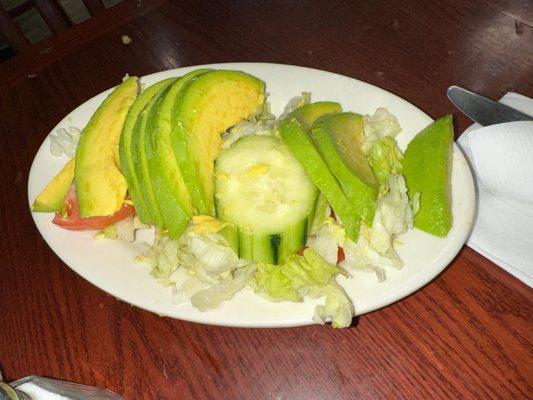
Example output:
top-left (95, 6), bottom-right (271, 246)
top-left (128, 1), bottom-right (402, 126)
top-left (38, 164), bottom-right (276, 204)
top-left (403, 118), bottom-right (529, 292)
top-left (1, 0), bottom-right (532, 399)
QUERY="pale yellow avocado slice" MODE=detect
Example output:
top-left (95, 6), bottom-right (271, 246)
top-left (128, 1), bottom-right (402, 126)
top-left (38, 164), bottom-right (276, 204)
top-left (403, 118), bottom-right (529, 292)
top-left (75, 77), bottom-right (139, 217)
top-left (32, 158), bottom-right (75, 212)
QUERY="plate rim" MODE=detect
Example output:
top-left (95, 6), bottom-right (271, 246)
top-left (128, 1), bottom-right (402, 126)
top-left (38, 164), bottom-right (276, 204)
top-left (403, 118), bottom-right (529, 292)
top-left (27, 62), bottom-right (476, 328)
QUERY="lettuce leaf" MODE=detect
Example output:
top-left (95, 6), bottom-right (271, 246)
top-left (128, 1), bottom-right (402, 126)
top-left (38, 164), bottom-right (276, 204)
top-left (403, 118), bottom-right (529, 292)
top-left (222, 92), bottom-right (312, 149)
top-left (191, 264), bottom-right (256, 311)
top-left (255, 249), bottom-right (354, 328)
top-left (342, 173), bottom-right (415, 277)
top-left (139, 217), bottom-right (250, 309)
top-left (278, 92), bottom-right (311, 122)
top-left (255, 262), bottom-right (301, 302)
top-left (309, 192), bottom-right (330, 235)
top-left (222, 99), bottom-right (276, 149)
top-left (307, 216), bottom-right (345, 265)
top-left (363, 107), bottom-right (401, 153)
top-left (377, 173), bottom-right (414, 236)
top-left (312, 283), bottom-right (354, 328)
top-left (369, 136), bottom-right (403, 185)
top-left (341, 226), bottom-right (389, 281)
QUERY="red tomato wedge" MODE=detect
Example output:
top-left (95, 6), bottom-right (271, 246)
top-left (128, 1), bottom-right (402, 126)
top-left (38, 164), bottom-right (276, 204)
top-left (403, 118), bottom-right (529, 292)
top-left (337, 246), bottom-right (345, 264)
top-left (52, 186), bottom-right (135, 231)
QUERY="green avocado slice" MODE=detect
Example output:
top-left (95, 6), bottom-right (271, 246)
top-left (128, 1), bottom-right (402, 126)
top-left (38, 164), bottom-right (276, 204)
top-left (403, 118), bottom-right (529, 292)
top-left (279, 102), bottom-right (360, 240)
top-left (131, 83), bottom-right (174, 228)
top-left (402, 115), bottom-right (454, 237)
top-left (171, 70), bottom-right (266, 215)
top-left (311, 112), bottom-right (377, 225)
top-left (148, 69), bottom-right (211, 238)
top-left (119, 77), bottom-right (177, 224)
top-left (292, 102), bottom-right (342, 130)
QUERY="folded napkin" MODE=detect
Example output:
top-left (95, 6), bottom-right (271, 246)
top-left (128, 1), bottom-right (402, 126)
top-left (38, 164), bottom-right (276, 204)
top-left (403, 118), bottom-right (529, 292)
top-left (457, 93), bottom-right (533, 287)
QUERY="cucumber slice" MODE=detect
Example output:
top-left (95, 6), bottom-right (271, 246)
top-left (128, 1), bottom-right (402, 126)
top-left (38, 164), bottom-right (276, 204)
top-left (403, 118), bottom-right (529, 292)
top-left (235, 218), bottom-right (308, 265)
top-left (215, 135), bottom-right (316, 264)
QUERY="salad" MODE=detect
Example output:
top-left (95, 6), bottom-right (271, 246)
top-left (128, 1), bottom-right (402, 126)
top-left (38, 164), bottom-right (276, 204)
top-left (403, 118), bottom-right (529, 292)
top-left (32, 70), bottom-right (453, 328)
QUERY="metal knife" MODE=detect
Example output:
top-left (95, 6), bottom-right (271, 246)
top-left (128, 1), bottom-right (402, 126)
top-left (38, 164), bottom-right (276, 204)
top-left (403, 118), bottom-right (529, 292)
top-left (447, 86), bottom-right (533, 126)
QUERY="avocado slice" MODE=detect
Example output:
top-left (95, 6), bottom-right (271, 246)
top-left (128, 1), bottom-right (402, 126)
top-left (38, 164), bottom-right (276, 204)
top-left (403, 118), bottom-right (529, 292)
top-left (402, 115), bottom-right (454, 237)
top-left (171, 70), bottom-right (266, 215)
top-left (292, 102), bottom-right (342, 130)
top-left (119, 77), bottom-right (177, 224)
top-left (32, 158), bottom-right (75, 212)
top-left (131, 84), bottom-right (174, 228)
top-left (148, 69), bottom-right (211, 238)
top-left (279, 102), bottom-right (360, 240)
top-left (75, 77), bottom-right (139, 217)
top-left (311, 112), bottom-right (377, 225)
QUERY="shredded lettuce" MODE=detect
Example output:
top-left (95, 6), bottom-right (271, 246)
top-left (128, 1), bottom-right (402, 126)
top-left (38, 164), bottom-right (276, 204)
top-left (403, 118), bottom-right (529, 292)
top-left (50, 127), bottom-right (81, 158)
top-left (363, 108), bottom-right (401, 154)
top-left (141, 232), bottom-right (182, 285)
top-left (138, 217), bottom-right (252, 309)
top-left (186, 233), bottom-right (246, 278)
top-left (307, 216), bottom-right (345, 265)
top-left (255, 248), bottom-right (354, 328)
top-left (309, 192), bottom-right (330, 235)
top-left (312, 283), bottom-right (354, 328)
top-left (277, 92), bottom-right (311, 121)
top-left (377, 174), bottom-right (414, 236)
top-left (341, 173), bottom-right (415, 277)
top-left (369, 136), bottom-right (403, 185)
top-left (115, 216), bottom-right (135, 242)
top-left (255, 262), bottom-right (301, 301)
top-left (93, 224), bottom-right (118, 240)
top-left (341, 227), bottom-right (389, 281)
top-left (93, 217), bottom-right (135, 242)
top-left (255, 249), bottom-right (344, 300)
top-left (191, 264), bottom-right (256, 311)
top-left (173, 277), bottom-right (206, 304)
top-left (222, 92), bottom-right (312, 149)
top-left (222, 100), bottom-right (276, 149)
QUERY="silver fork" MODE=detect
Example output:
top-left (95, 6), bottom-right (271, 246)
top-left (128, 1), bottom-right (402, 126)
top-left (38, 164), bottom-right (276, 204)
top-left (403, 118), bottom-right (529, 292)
top-left (1, 375), bottom-right (126, 400)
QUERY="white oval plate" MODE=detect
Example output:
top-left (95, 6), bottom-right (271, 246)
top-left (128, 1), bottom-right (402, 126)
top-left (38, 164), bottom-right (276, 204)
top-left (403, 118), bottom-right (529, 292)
top-left (28, 63), bottom-right (475, 327)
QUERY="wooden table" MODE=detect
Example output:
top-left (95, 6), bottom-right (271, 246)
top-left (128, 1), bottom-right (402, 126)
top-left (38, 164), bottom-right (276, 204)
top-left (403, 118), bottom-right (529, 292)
top-left (1, 1), bottom-right (532, 398)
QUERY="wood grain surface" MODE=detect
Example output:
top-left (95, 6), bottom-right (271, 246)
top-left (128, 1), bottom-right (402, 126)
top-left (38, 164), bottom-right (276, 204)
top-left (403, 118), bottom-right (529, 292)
top-left (0, 1), bottom-right (532, 399)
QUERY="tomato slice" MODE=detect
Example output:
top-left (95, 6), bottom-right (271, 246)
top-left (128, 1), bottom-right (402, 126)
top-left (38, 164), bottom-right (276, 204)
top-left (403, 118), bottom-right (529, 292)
top-left (337, 246), bottom-right (345, 264)
top-left (52, 186), bottom-right (135, 231)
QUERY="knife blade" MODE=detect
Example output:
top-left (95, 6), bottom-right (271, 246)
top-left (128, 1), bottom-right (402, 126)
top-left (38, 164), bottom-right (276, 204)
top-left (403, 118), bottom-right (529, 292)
top-left (447, 86), bottom-right (533, 126)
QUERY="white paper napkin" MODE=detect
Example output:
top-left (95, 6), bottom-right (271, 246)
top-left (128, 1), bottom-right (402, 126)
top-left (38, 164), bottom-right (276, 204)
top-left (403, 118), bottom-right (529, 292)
top-left (457, 93), bottom-right (533, 287)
